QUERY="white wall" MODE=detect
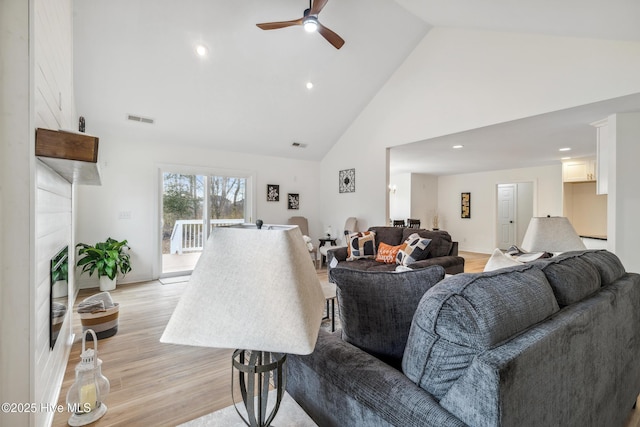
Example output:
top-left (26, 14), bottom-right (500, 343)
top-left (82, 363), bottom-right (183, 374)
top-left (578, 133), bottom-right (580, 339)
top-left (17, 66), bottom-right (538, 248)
top-left (0, 1), bottom-right (34, 425)
top-left (437, 165), bottom-right (562, 254)
top-left (609, 112), bottom-right (640, 273)
top-left (319, 28), bottom-right (640, 240)
top-left (411, 173), bottom-right (438, 229)
top-left (388, 172), bottom-right (411, 222)
top-left (75, 131), bottom-right (321, 285)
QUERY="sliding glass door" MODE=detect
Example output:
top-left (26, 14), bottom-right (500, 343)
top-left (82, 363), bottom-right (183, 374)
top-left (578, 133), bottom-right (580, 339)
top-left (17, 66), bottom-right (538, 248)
top-left (161, 171), bottom-right (249, 276)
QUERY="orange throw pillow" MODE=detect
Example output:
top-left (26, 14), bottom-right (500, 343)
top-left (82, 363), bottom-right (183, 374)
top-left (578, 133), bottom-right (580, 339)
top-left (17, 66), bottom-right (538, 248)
top-left (375, 242), bottom-right (407, 264)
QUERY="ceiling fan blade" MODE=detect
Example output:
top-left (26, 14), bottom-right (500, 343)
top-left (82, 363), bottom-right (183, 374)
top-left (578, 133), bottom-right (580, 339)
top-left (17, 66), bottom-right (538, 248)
top-left (310, 0), bottom-right (329, 16)
top-left (317, 23), bottom-right (345, 49)
top-left (256, 17), bottom-right (304, 30)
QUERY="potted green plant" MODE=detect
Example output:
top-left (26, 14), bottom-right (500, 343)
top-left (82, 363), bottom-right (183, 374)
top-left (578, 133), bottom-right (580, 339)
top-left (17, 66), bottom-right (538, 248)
top-left (76, 238), bottom-right (132, 291)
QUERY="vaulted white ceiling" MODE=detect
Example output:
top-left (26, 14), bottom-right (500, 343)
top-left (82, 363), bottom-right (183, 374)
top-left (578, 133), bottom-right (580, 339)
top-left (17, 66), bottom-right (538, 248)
top-left (73, 0), bottom-right (640, 172)
top-left (73, 0), bottom-right (428, 161)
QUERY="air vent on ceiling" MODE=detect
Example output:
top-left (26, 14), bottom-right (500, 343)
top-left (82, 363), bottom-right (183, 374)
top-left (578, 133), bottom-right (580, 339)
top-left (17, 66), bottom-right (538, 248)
top-left (291, 142), bottom-right (307, 148)
top-left (127, 114), bottom-right (155, 124)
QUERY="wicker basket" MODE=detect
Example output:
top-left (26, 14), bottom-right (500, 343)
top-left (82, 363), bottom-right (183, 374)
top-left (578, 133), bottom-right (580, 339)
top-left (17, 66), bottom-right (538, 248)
top-left (78, 292), bottom-right (119, 340)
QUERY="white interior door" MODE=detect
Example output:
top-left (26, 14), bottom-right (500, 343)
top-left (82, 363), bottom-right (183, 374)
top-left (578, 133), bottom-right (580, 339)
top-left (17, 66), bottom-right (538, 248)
top-left (497, 184), bottom-right (517, 250)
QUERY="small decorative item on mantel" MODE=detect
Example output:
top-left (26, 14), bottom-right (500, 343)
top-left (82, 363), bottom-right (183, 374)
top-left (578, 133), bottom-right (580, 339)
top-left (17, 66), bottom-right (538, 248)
top-left (66, 329), bottom-right (110, 426)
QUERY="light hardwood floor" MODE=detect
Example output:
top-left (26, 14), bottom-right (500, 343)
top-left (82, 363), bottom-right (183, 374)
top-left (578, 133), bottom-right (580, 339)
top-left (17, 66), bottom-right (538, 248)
top-left (52, 252), bottom-right (640, 426)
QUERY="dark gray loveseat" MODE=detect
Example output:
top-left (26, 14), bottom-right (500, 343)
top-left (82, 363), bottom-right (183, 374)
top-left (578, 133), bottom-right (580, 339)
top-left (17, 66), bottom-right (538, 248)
top-left (287, 250), bottom-right (640, 426)
top-left (327, 226), bottom-right (464, 275)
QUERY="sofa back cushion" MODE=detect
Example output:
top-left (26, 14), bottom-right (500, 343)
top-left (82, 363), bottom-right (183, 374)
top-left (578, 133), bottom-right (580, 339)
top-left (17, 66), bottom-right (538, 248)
top-left (402, 264), bottom-right (559, 401)
top-left (580, 250), bottom-right (626, 286)
top-left (407, 229), bottom-right (454, 258)
top-left (330, 265), bottom-right (446, 367)
top-left (368, 226), bottom-right (403, 246)
top-left (532, 251), bottom-right (601, 306)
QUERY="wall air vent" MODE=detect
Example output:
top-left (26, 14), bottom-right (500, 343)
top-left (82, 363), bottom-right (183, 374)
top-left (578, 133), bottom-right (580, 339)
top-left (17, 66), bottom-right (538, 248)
top-left (127, 114), bottom-right (155, 124)
top-left (291, 142), bottom-right (307, 148)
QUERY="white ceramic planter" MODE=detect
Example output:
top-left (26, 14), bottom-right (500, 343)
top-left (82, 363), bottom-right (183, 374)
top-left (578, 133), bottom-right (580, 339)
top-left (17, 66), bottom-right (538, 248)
top-left (99, 276), bottom-right (116, 292)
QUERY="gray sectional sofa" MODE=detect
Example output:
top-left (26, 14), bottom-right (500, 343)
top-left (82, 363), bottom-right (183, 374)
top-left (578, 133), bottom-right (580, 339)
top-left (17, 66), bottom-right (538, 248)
top-left (287, 250), bottom-right (640, 426)
top-left (326, 226), bottom-right (465, 275)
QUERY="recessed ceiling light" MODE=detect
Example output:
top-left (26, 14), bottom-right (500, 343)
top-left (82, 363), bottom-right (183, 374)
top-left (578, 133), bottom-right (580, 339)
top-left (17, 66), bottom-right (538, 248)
top-left (195, 45), bottom-right (208, 57)
top-left (452, 145), bottom-right (464, 149)
top-left (561, 157), bottom-right (572, 160)
top-left (559, 147), bottom-right (571, 152)
top-left (306, 82), bottom-right (314, 90)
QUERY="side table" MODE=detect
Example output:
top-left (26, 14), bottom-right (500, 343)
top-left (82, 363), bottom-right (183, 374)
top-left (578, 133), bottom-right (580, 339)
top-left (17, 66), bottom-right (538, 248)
top-left (320, 281), bottom-right (337, 332)
top-left (318, 238), bottom-right (337, 267)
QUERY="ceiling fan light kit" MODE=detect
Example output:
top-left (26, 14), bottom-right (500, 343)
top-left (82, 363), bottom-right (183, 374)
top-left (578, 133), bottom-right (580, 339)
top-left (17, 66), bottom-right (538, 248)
top-left (256, 0), bottom-right (345, 49)
top-left (303, 16), bottom-right (319, 32)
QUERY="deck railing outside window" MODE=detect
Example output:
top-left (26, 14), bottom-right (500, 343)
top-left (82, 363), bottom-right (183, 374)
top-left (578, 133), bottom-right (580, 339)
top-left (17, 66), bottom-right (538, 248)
top-left (169, 219), bottom-right (244, 254)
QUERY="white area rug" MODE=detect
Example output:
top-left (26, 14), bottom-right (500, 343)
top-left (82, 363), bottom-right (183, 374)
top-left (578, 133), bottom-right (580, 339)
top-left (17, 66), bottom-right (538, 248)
top-left (179, 391), bottom-right (316, 426)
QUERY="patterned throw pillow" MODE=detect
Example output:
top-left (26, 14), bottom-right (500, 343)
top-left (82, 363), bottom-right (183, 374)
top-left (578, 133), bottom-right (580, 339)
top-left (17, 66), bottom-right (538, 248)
top-left (375, 242), bottom-right (407, 264)
top-left (396, 233), bottom-right (432, 266)
top-left (346, 231), bottom-right (377, 261)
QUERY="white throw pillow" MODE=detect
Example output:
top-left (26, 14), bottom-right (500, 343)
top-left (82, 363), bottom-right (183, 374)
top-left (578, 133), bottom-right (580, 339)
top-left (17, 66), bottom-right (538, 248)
top-left (483, 248), bottom-right (523, 272)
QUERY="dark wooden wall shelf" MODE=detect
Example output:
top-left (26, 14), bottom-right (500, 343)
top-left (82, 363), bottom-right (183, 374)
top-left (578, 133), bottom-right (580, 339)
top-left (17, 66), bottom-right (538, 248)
top-left (35, 128), bottom-right (101, 185)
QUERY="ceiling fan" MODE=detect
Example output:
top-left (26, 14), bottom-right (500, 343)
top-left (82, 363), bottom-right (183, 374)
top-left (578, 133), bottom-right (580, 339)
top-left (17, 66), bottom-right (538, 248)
top-left (256, 0), bottom-right (345, 50)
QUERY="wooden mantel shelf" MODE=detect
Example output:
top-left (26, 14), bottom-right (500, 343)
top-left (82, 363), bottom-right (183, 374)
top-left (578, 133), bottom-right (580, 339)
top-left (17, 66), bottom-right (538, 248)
top-left (35, 128), bottom-right (101, 185)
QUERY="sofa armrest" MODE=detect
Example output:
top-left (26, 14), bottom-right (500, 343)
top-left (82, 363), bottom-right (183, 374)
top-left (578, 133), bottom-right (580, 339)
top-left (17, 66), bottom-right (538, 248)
top-left (326, 247), bottom-right (348, 279)
top-left (286, 330), bottom-right (466, 427)
top-left (450, 241), bottom-right (459, 256)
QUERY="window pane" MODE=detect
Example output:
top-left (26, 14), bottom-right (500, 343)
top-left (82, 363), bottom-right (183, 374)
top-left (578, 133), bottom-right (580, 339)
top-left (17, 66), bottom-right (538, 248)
top-left (162, 173), bottom-right (204, 274)
top-left (209, 176), bottom-right (246, 228)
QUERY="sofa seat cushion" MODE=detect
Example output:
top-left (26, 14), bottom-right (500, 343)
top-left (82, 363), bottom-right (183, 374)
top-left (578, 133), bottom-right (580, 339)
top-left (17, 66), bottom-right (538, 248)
top-left (533, 251), bottom-right (601, 306)
top-left (402, 265), bottom-right (559, 401)
top-left (330, 265), bottom-right (446, 366)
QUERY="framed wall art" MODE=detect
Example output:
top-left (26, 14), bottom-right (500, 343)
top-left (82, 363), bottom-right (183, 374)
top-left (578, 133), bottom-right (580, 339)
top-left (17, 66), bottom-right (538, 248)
top-left (287, 193), bottom-right (300, 210)
top-left (339, 168), bottom-right (355, 193)
top-left (267, 184), bottom-right (280, 202)
top-left (461, 192), bottom-right (471, 219)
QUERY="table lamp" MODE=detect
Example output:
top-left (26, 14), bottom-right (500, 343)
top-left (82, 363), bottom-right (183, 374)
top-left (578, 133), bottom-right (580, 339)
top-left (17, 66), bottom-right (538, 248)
top-left (521, 216), bottom-right (586, 253)
top-left (161, 223), bottom-right (324, 427)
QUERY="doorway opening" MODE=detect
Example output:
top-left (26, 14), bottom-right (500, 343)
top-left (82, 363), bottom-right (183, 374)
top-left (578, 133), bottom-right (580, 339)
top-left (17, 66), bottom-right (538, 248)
top-left (496, 182), bottom-right (533, 250)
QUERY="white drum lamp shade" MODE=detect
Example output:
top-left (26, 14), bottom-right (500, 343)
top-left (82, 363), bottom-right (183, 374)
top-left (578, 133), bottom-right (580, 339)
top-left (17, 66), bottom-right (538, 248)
top-left (521, 216), bottom-right (587, 253)
top-left (161, 224), bottom-right (324, 354)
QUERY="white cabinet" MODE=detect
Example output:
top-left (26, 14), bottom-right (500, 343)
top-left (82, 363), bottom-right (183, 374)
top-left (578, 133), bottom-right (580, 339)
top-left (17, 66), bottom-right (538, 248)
top-left (591, 118), bottom-right (609, 195)
top-left (562, 158), bottom-right (596, 182)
